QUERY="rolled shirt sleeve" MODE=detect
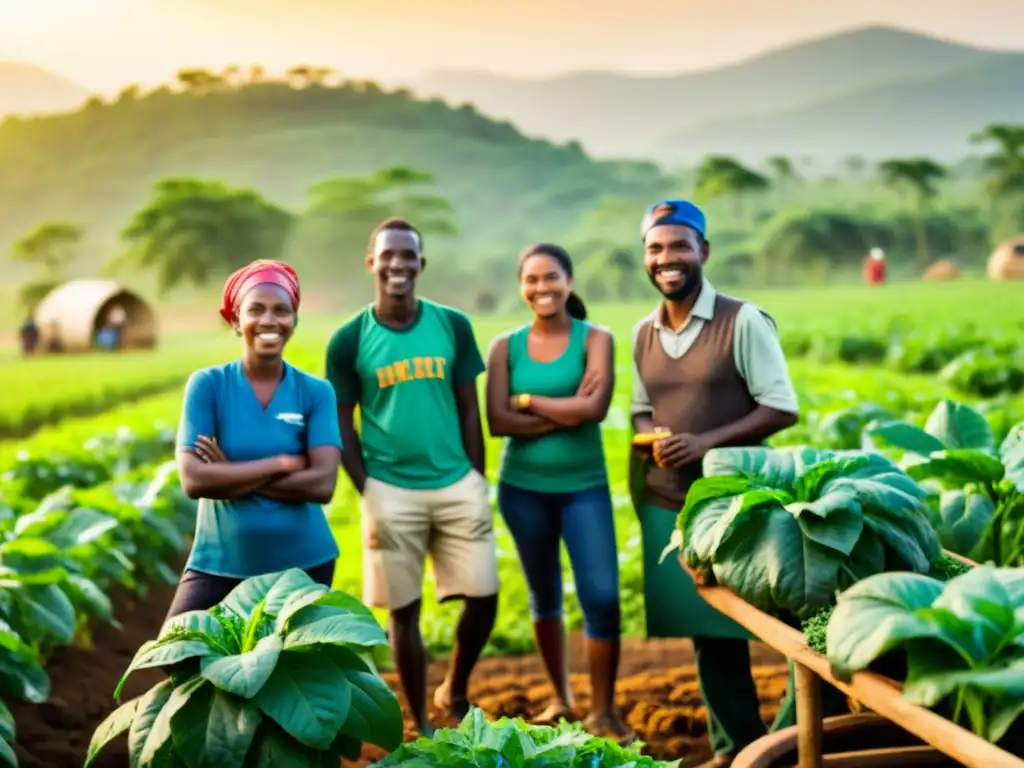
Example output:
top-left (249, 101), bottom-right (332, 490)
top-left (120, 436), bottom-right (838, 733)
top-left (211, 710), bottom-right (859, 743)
top-left (630, 319), bottom-right (654, 416)
top-left (733, 304), bottom-right (799, 414)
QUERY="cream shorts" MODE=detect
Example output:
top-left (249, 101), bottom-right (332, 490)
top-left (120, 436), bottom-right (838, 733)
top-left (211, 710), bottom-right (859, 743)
top-left (360, 469), bottom-right (499, 610)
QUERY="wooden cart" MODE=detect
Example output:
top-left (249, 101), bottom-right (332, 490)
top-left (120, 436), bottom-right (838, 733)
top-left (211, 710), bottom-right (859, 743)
top-left (686, 557), bottom-right (1024, 768)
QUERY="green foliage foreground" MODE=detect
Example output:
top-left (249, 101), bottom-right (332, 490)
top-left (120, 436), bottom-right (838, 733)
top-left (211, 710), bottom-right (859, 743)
top-left (86, 568), bottom-right (403, 767)
top-left (378, 708), bottom-right (678, 768)
top-left (827, 566), bottom-right (1023, 745)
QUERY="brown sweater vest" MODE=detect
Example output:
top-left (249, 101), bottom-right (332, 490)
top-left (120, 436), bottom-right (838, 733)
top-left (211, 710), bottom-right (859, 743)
top-left (634, 294), bottom-right (760, 510)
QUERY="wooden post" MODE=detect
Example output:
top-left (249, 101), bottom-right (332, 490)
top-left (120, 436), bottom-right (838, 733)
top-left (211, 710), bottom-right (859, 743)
top-left (795, 662), bottom-right (823, 768)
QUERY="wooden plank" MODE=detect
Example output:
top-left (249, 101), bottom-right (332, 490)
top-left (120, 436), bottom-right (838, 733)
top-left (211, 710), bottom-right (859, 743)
top-left (795, 662), bottom-right (823, 768)
top-left (819, 749), bottom-right (954, 765)
top-left (693, 582), bottom-right (1024, 768)
top-left (821, 745), bottom-right (957, 766)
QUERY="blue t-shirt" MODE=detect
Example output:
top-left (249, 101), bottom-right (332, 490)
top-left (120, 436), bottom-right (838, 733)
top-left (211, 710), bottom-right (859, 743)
top-left (176, 360), bottom-right (341, 578)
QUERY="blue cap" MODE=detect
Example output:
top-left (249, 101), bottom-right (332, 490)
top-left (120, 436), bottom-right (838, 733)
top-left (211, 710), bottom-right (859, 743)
top-left (641, 199), bottom-right (706, 240)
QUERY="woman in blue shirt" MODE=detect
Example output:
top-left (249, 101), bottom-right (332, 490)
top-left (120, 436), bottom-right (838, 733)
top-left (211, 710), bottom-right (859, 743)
top-left (166, 259), bottom-right (343, 619)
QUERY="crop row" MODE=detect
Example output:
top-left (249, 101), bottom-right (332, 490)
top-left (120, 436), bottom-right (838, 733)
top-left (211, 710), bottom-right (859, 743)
top-left (26, 390), bottom-right (1021, 762)
top-left (4, 361), bottom-right (1023, 661)
top-left (0, 422), bottom-right (196, 764)
top-left (2, 367), bottom-right (1022, 757)
top-left (0, 345), bottom-right (230, 439)
top-left (781, 322), bottom-right (1024, 398)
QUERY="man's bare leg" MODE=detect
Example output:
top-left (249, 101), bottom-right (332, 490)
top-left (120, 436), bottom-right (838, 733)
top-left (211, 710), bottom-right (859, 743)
top-left (434, 594), bottom-right (498, 719)
top-left (390, 599), bottom-right (432, 734)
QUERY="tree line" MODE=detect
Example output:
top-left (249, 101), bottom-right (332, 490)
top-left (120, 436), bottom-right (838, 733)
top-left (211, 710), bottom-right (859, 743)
top-left (9, 122), bottom-right (1023, 314)
top-left (690, 124), bottom-right (1024, 268)
top-left (9, 166), bottom-right (458, 312)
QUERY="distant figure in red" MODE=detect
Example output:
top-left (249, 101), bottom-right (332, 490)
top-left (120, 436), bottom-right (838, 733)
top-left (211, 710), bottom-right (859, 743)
top-left (864, 247), bottom-right (886, 286)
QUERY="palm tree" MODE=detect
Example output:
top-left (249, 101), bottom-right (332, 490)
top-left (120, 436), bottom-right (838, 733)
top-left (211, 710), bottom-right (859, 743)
top-left (694, 155), bottom-right (770, 219)
top-left (878, 157), bottom-right (946, 270)
top-left (767, 155), bottom-right (799, 201)
top-left (970, 124), bottom-right (1024, 198)
top-left (106, 179), bottom-right (293, 295)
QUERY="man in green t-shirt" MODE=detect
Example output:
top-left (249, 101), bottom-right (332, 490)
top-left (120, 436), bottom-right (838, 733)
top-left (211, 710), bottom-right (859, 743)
top-left (325, 217), bottom-right (498, 735)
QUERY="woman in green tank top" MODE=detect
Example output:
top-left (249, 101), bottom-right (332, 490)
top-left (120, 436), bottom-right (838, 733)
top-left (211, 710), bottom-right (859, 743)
top-left (485, 244), bottom-right (631, 741)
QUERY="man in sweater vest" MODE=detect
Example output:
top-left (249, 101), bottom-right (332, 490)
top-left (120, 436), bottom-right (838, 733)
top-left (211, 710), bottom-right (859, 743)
top-left (629, 199), bottom-right (800, 767)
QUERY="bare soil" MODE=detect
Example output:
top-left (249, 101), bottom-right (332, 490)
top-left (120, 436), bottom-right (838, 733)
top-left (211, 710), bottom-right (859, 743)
top-left (8, 582), bottom-right (790, 768)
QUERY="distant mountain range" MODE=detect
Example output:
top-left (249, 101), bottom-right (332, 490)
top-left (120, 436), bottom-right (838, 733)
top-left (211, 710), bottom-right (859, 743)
top-left (3, 25), bottom-right (1023, 165)
top-left (0, 62), bottom-right (88, 117)
top-left (417, 25), bottom-right (1024, 163)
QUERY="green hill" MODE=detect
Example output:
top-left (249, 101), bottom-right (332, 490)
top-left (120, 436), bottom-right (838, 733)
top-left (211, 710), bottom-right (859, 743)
top-left (416, 25), bottom-right (1017, 161)
top-left (663, 54), bottom-right (1024, 163)
top-left (0, 80), bottom-right (667, 289)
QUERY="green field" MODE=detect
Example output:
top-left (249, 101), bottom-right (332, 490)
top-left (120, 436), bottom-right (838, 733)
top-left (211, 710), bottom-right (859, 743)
top-left (5, 35), bottom-right (1024, 764)
top-left (3, 277), bottom-right (1024, 762)
top-left (5, 279), bottom-right (1023, 659)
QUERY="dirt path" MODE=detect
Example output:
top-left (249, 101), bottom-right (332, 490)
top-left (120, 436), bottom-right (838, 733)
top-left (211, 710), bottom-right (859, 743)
top-left (8, 582), bottom-right (790, 768)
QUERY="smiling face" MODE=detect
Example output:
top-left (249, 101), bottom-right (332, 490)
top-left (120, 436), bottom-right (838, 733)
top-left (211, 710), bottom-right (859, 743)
top-left (367, 228), bottom-right (424, 298)
top-left (520, 252), bottom-right (572, 319)
top-left (643, 224), bottom-right (708, 301)
top-left (234, 283), bottom-right (296, 358)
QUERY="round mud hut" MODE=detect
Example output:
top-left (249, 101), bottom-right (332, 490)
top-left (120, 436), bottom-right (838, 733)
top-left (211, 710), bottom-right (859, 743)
top-left (988, 235), bottom-right (1024, 280)
top-left (923, 259), bottom-right (959, 281)
top-left (33, 279), bottom-right (158, 353)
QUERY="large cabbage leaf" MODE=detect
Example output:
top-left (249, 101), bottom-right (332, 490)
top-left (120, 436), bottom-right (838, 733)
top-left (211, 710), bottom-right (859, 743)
top-left (827, 566), bottom-right (1024, 744)
top-left (867, 399), bottom-right (996, 457)
top-left (675, 447), bottom-right (938, 619)
top-left (867, 402), bottom-right (1024, 566)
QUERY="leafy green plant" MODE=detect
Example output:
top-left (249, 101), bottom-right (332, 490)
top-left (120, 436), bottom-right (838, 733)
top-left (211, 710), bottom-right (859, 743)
top-left (0, 617), bottom-right (52, 768)
top-left (0, 424), bottom-right (200, 768)
top-left (801, 553), bottom-right (972, 655)
top-left (826, 565), bottom-right (1024, 744)
top-left (375, 707), bottom-right (677, 768)
top-left (86, 568), bottom-right (403, 767)
top-left (941, 349), bottom-right (1024, 398)
top-left (0, 699), bottom-right (16, 768)
top-left (813, 402), bottom-right (895, 450)
top-left (867, 400), bottom-right (1024, 565)
top-left (668, 447), bottom-right (939, 619)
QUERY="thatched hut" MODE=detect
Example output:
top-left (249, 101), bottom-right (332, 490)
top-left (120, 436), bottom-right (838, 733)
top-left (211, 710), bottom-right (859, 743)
top-left (34, 279), bottom-right (157, 353)
top-left (988, 235), bottom-right (1024, 281)
top-left (923, 259), bottom-right (959, 281)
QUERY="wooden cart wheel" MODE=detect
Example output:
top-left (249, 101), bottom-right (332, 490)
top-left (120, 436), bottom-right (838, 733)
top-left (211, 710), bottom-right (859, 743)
top-left (733, 714), bottom-right (960, 768)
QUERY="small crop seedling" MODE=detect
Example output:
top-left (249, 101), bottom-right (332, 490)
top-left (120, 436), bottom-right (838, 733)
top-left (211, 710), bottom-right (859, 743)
top-left (376, 707), bottom-right (680, 768)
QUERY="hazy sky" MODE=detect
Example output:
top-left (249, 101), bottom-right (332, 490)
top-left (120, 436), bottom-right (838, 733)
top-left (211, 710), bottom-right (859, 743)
top-left (3, 0), bottom-right (1023, 94)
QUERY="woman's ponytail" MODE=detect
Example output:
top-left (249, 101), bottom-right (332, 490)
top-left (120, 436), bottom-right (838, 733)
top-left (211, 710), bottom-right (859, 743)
top-left (565, 291), bottom-right (587, 320)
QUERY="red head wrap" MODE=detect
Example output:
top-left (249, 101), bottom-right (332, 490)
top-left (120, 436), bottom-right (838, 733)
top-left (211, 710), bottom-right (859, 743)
top-left (219, 260), bottom-right (301, 324)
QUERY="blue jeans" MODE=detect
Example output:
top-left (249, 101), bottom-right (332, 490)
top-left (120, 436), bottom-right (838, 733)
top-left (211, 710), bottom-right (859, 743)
top-left (497, 482), bottom-right (621, 641)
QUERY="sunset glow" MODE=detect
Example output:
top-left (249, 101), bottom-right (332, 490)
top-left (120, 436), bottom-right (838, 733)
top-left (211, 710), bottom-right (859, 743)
top-left (1, 0), bottom-right (1022, 96)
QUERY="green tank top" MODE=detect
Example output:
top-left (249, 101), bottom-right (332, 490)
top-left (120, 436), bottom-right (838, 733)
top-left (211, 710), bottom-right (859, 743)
top-left (498, 318), bottom-right (608, 494)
